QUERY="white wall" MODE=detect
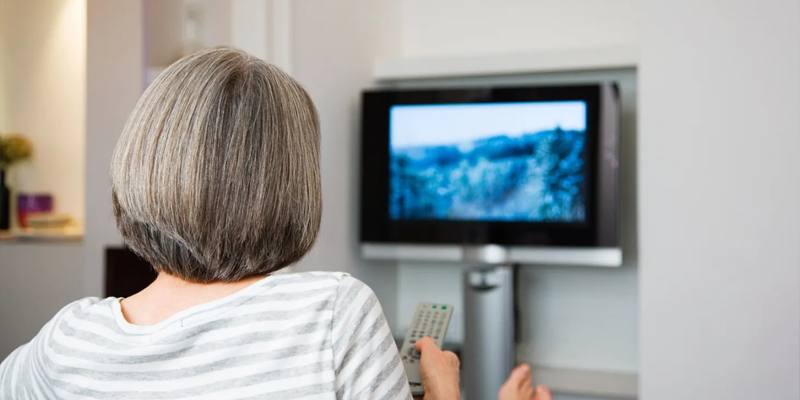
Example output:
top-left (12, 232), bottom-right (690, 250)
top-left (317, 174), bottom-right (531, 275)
top-left (191, 0), bottom-right (232, 51)
top-left (0, 10), bottom-right (6, 128)
top-left (0, 0), bottom-right (87, 358)
top-left (143, 0), bottom-right (232, 69)
top-left (230, 0), bottom-right (269, 61)
top-left (83, 0), bottom-right (144, 296)
top-left (289, 0), bottom-right (405, 329)
top-left (143, 0), bottom-right (185, 68)
top-left (0, 243), bottom-right (83, 357)
top-left (638, 0), bottom-right (800, 398)
top-left (400, 0), bottom-right (638, 57)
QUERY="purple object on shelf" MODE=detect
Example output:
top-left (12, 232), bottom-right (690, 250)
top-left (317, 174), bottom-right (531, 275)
top-left (17, 193), bottom-right (53, 228)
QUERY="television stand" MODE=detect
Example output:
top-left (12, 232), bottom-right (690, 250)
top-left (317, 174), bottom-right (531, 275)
top-left (463, 263), bottom-right (516, 400)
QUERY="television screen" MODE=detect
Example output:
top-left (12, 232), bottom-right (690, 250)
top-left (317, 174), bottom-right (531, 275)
top-left (360, 84), bottom-right (620, 254)
top-left (388, 101), bottom-right (588, 223)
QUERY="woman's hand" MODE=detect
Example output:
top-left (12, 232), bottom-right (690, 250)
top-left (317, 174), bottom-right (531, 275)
top-left (413, 337), bottom-right (552, 400)
top-left (498, 364), bottom-right (552, 400)
top-left (415, 336), bottom-right (461, 400)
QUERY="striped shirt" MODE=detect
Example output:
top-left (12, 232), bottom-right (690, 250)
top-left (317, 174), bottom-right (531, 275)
top-left (0, 272), bottom-right (412, 400)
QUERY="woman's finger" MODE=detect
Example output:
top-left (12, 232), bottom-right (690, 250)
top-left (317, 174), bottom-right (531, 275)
top-left (510, 364), bottom-right (531, 385)
top-left (415, 336), bottom-right (437, 353)
top-left (534, 384), bottom-right (552, 400)
top-left (519, 373), bottom-right (532, 390)
top-left (443, 351), bottom-right (460, 368)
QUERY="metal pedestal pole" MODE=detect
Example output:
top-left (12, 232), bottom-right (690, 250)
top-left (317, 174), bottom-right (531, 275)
top-left (463, 265), bottom-right (515, 400)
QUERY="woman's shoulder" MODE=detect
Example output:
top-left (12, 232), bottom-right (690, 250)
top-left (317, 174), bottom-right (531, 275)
top-left (32, 297), bottom-right (119, 345)
top-left (274, 270), bottom-right (350, 281)
top-left (272, 270), bottom-right (367, 289)
top-left (270, 270), bottom-right (378, 306)
top-left (49, 296), bottom-right (115, 325)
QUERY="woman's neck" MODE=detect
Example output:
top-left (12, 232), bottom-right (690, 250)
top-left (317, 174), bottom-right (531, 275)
top-left (119, 271), bottom-right (266, 325)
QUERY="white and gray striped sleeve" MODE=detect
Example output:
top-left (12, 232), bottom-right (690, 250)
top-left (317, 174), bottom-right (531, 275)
top-left (0, 341), bottom-right (27, 398)
top-left (331, 275), bottom-right (412, 400)
top-left (0, 299), bottom-right (77, 399)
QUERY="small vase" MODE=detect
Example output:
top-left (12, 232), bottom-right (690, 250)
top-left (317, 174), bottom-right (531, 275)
top-left (0, 169), bottom-right (9, 231)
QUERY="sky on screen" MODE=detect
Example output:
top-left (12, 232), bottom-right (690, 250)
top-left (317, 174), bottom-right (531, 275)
top-left (390, 100), bottom-right (586, 149)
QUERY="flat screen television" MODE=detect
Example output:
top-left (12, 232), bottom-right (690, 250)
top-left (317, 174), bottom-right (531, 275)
top-left (360, 83), bottom-right (621, 266)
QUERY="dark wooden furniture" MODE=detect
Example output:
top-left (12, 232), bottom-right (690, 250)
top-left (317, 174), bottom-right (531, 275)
top-left (104, 247), bottom-right (156, 298)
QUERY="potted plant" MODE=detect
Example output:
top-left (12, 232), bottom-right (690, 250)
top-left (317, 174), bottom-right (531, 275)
top-left (0, 134), bottom-right (33, 230)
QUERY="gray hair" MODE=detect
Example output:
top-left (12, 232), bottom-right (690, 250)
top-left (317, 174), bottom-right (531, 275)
top-left (111, 48), bottom-right (321, 282)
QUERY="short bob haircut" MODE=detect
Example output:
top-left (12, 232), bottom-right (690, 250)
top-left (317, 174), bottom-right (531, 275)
top-left (111, 48), bottom-right (321, 283)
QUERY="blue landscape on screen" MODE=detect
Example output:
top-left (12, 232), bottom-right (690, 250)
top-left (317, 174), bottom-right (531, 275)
top-left (389, 101), bottom-right (588, 222)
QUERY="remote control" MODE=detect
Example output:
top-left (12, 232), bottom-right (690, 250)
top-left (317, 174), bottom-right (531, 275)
top-left (399, 303), bottom-right (454, 397)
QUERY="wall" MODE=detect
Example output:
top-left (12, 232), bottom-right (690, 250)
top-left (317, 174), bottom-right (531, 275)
top-left (638, 0), bottom-right (800, 398)
top-left (0, 243), bottom-right (83, 357)
top-left (189, 0), bottom-right (231, 52)
top-left (83, 0), bottom-right (144, 296)
top-left (289, 0), bottom-right (404, 328)
top-left (0, 10), bottom-right (6, 129)
top-left (143, 0), bottom-right (232, 69)
top-left (143, 0), bottom-right (185, 68)
top-left (0, 0), bottom-right (87, 358)
top-left (400, 0), bottom-right (638, 58)
top-left (231, 0), bottom-right (269, 61)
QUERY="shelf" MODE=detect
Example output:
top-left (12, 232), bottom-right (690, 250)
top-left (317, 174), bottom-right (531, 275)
top-left (374, 46), bottom-right (638, 81)
top-left (0, 227), bottom-right (84, 243)
top-left (533, 366), bottom-right (638, 399)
